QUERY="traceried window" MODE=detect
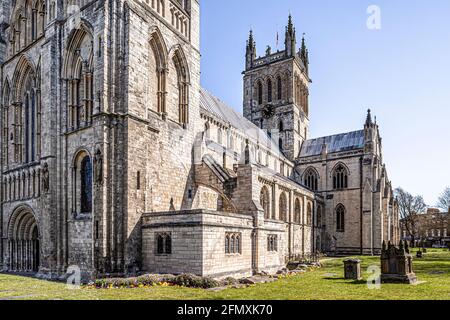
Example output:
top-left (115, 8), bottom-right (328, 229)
top-left (225, 232), bottom-right (241, 254)
top-left (333, 164), bottom-right (348, 190)
top-left (260, 186), bottom-right (271, 219)
top-left (336, 204), bottom-right (345, 232)
top-left (64, 26), bottom-right (94, 130)
top-left (156, 232), bottom-right (172, 254)
top-left (304, 168), bottom-right (319, 191)
top-left (267, 235), bottom-right (278, 252)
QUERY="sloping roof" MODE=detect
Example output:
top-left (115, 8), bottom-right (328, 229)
top-left (199, 87), bottom-right (273, 148)
top-left (300, 130), bottom-right (365, 157)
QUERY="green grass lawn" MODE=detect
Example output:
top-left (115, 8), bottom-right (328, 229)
top-left (1, 249), bottom-right (449, 300)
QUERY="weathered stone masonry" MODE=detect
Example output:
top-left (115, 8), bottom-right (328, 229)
top-left (0, 1), bottom-right (399, 280)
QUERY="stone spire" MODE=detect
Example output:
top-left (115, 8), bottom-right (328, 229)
top-left (285, 14), bottom-right (296, 57)
top-left (246, 29), bottom-right (256, 69)
top-left (300, 33), bottom-right (309, 73)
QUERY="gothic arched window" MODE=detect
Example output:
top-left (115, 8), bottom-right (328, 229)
top-left (294, 198), bottom-right (301, 224)
top-left (279, 192), bottom-right (287, 222)
top-left (336, 204), bottom-right (345, 232)
top-left (80, 155), bottom-right (92, 213)
top-left (277, 76), bottom-right (282, 100)
top-left (304, 167), bottom-right (319, 191)
top-left (172, 49), bottom-right (190, 125)
top-left (257, 81), bottom-right (263, 105)
top-left (333, 164), bottom-right (348, 190)
top-left (260, 186), bottom-right (271, 219)
top-left (13, 57), bottom-right (41, 164)
top-left (307, 203), bottom-right (312, 225)
top-left (267, 79), bottom-right (272, 103)
top-left (2, 82), bottom-right (10, 165)
top-left (64, 26), bottom-right (94, 130)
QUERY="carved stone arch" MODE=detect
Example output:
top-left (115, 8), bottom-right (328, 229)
top-left (303, 166), bottom-right (319, 191)
top-left (2, 78), bottom-right (11, 105)
top-left (7, 204), bottom-right (40, 239)
top-left (12, 55), bottom-right (37, 102)
top-left (149, 27), bottom-right (169, 70)
top-left (331, 162), bottom-right (349, 190)
top-left (7, 204), bottom-right (41, 271)
top-left (330, 161), bottom-right (350, 176)
top-left (71, 147), bottom-right (92, 167)
top-left (169, 45), bottom-right (190, 83)
top-left (64, 24), bottom-right (94, 128)
top-left (63, 23), bottom-right (94, 79)
top-left (148, 27), bottom-right (169, 114)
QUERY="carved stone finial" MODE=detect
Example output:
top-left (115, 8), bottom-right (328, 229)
top-left (244, 139), bottom-right (250, 165)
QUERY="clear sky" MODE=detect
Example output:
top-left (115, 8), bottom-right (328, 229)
top-left (199, 0), bottom-right (450, 206)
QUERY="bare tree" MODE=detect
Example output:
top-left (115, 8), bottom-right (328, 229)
top-left (395, 188), bottom-right (427, 245)
top-left (437, 187), bottom-right (450, 212)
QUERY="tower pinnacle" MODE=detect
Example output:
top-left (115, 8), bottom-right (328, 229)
top-left (285, 14), bottom-right (297, 57)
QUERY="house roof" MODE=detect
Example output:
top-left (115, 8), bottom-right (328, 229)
top-left (300, 130), bottom-right (365, 157)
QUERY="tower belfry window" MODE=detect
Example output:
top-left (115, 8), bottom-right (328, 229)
top-left (267, 79), bottom-right (272, 102)
top-left (257, 81), bottom-right (263, 105)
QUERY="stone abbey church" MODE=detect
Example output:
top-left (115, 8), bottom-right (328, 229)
top-left (0, 0), bottom-right (400, 280)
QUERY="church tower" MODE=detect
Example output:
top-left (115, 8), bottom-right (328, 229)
top-left (243, 15), bottom-right (311, 161)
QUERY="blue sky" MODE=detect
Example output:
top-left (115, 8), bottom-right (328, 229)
top-left (199, 0), bottom-right (450, 206)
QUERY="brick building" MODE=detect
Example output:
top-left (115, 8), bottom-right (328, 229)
top-left (401, 208), bottom-right (450, 247)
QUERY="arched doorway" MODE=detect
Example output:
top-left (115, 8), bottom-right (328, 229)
top-left (8, 208), bottom-right (40, 272)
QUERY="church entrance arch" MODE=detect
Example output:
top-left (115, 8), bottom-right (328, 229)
top-left (7, 207), bottom-right (40, 272)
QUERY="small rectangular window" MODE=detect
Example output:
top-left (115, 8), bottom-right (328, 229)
top-left (156, 232), bottom-right (172, 255)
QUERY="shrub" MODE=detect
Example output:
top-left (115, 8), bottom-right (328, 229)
top-left (93, 273), bottom-right (220, 289)
top-left (173, 274), bottom-right (219, 289)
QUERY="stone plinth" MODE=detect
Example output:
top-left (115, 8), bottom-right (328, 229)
top-left (343, 259), bottom-right (362, 280)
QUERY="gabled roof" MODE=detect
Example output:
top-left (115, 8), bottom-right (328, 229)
top-left (199, 87), bottom-right (273, 149)
top-left (300, 130), bottom-right (365, 157)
